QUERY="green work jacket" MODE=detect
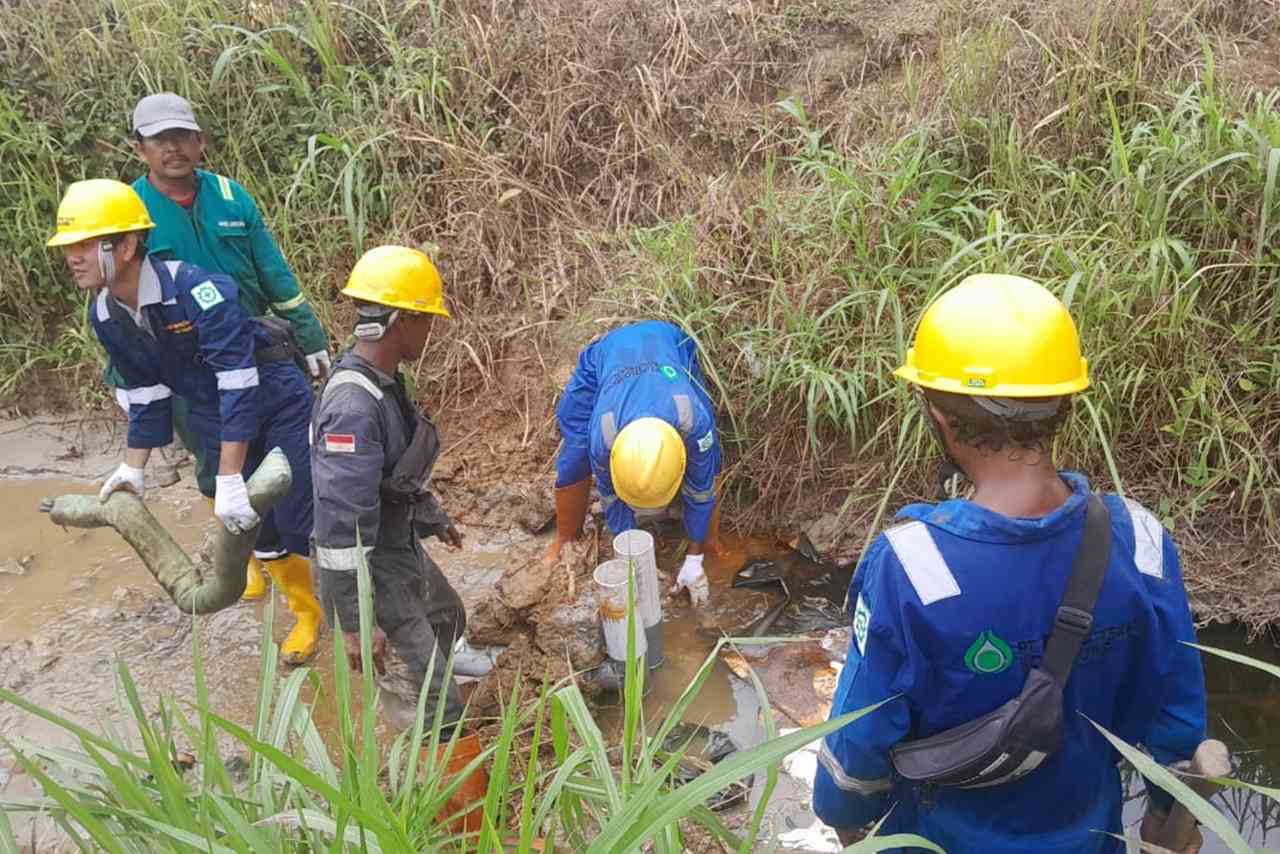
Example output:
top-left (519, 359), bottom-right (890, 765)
top-left (130, 170), bottom-right (327, 354)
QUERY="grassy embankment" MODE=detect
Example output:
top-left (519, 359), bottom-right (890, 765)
top-left (2, 1), bottom-right (1277, 606)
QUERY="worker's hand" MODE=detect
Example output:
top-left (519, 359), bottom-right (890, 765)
top-left (438, 524), bottom-right (463, 549)
top-left (99, 463), bottom-right (146, 503)
top-left (213, 473), bottom-right (260, 534)
top-left (305, 350), bottom-right (331, 379)
top-left (344, 626), bottom-right (388, 676)
top-left (672, 553), bottom-right (710, 608)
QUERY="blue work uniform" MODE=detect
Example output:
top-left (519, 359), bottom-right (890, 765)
top-left (554, 321), bottom-right (721, 543)
top-left (90, 255), bottom-right (315, 557)
top-left (814, 473), bottom-right (1206, 854)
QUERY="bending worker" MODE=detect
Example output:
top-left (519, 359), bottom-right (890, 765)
top-left (814, 275), bottom-right (1207, 853)
top-left (126, 91), bottom-right (329, 656)
top-left (310, 246), bottom-right (470, 743)
top-left (48, 181), bottom-right (317, 645)
top-left (546, 320), bottom-right (722, 607)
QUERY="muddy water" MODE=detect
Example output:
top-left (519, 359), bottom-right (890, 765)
top-left (0, 478), bottom-right (207, 642)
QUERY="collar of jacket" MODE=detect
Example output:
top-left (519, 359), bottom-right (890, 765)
top-left (894, 471), bottom-right (1093, 545)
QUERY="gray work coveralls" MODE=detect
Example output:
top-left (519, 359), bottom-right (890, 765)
top-left (311, 351), bottom-right (465, 730)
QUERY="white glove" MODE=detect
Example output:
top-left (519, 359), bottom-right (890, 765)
top-left (99, 463), bottom-right (145, 503)
top-left (214, 473), bottom-right (260, 534)
top-left (672, 553), bottom-right (710, 608)
top-left (305, 350), bottom-right (331, 379)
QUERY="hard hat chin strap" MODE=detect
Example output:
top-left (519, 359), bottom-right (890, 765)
top-left (353, 307), bottom-right (399, 341)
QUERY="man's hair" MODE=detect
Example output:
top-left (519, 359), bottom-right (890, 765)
top-left (923, 389), bottom-right (1072, 455)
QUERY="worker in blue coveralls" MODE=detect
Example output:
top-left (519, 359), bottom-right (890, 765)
top-left (814, 274), bottom-right (1207, 853)
top-left (47, 179), bottom-right (316, 642)
top-left (125, 93), bottom-right (328, 657)
top-left (544, 320), bottom-right (723, 608)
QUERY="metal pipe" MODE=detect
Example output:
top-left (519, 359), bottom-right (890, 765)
top-left (39, 448), bottom-right (293, 615)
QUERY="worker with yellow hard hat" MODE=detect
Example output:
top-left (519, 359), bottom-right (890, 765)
top-left (47, 179), bottom-right (320, 662)
top-left (547, 320), bottom-right (723, 608)
top-left (814, 275), bottom-right (1207, 854)
top-left (309, 246), bottom-right (474, 728)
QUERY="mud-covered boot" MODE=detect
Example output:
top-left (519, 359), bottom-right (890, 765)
top-left (431, 732), bottom-right (489, 834)
top-left (242, 556), bottom-right (268, 601)
top-left (266, 554), bottom-right (323, 665)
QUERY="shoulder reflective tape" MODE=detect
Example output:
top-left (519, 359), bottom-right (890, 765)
top-left (600, 411), bottom-right (618, 448)
top-left (216, 367), bottom-right (260, 391)
top-left (272, 293), bottom-right (307, 312)
top-left (315, 544), bottom-right (374, 572)
top-left (817, 741), bottom-right (892, 795)
top-left (673, 394), bottom-right (694, 433)
top-left (125, 384), bottom-right (172, 405)
top-left (96, 290), bottom-right (111, 322)
top-left (216, 174), bottom-right (234, 201)
top-left (322, 370), bottom-right (384, 402)
top-left (680, 482), bottom-right (715, 503)
top-left (884, 520), bottom-right (961, 605)
top-left (1122, 498), bottom-right (1165, 578)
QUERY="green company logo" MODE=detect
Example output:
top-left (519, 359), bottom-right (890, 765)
top-left (660, 365), bottom-right (679, 381)
top-left (964, 631), bottom-right (1013, 674)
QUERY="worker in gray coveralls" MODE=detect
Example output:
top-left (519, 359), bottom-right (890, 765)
top-left (310, 245), bottom-right (466, 735)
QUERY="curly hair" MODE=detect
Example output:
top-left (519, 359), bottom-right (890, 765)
top-left (922, 389), bottom-right (1072, 456)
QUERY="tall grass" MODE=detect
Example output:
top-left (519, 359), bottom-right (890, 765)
top-left (0, 547), bottom-right (939, 852)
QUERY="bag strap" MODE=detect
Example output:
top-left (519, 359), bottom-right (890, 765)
top-left (1040, 495), bottom-right (1112, 685)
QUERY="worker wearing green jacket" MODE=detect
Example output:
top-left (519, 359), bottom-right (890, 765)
top-left (119, 91), bottom-right (327, 663)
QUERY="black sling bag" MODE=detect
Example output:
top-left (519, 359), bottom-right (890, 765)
top-left (888, 495), bottom-right (1112, 789)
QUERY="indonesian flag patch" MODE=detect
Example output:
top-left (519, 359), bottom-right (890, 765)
top-left (324, 433), bottom-right (356, 454)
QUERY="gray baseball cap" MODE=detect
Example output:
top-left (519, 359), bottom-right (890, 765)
top-left (132, 93), bottom-right (201, 137)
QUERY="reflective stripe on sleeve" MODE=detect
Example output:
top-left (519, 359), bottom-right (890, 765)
top-left (272, 293), bottom-right (307, 312)
top-left (315, 544), bottom-right (374, 571)
top-left (884, 520), bottom-right (961, 605)
top-left (217, 174), bottom-right (234, 200)
top-left (1122, 498), bottom-right (1165, 579)
top-left (216, 367), bottom-right (260, 391)
top-left (115, 388), bottom-right (131, 412)
top-left (681, 483), bottom-right (715, 503)
top-left (817, 741), bottom-right (892, 795)
top-left (125, 384), bottom-right (173, 405)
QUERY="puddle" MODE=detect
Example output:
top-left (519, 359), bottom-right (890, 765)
top-left (0, 478), bottom-right (207, 643)
top-left (1121, 623), bottom-right (1280, 851)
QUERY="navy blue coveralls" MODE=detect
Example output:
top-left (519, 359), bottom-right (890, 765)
top-left (90, 255), bottom-right (314, 557)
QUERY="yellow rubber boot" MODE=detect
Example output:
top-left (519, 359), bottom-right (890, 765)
top-left (243, 556), bottom-right (268, 601)
top-left (265, 554), bottom-right (323, 665)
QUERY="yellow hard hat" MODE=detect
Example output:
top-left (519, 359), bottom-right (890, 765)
top-left (342, 245), bottom-right (451, 317)
top-left (895, 274), bottom-right (1089, 397)
top-left (610, 417), bottom-right (687, 509)
top-left (47, 179), bottom-right (155, 247)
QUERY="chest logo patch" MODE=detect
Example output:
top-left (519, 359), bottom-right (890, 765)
top-left (853, 594), bottom-right (870, 656)
top-left (697, 430), bottom-right (714, 453)
top-left (965, 631), bottom-right (1013, 674)
top-left (190, 282), bottom-right (225, 311)
top-left (324, 433), bottom-right (356, 454)
top-left (661, 365), bottom-right (679, 381)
